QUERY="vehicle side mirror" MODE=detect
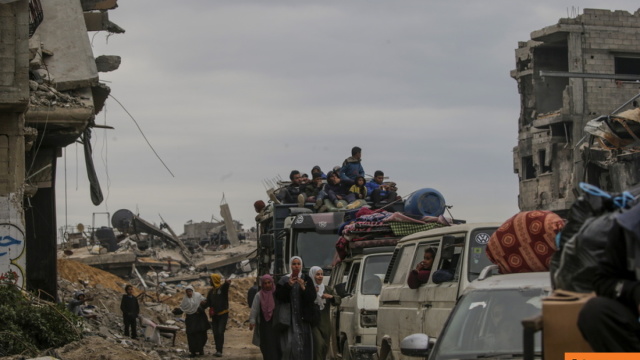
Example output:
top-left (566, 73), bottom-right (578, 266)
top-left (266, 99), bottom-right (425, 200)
top-left (400, 333), bottom-right (431, 357)
top-left (441, 235), bottom-right (456, 260)
top-left (259, 234), bottom-right (273, 248)
top-left (335, 282), bottom-right (348, 298)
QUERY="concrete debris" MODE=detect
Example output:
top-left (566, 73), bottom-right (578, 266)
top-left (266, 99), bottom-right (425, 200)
top-left (40, 258), bottom-right (260, 360)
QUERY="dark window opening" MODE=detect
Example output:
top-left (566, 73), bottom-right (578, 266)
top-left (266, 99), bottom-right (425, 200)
top-left (539, 150), bottom-right (552, 174)
top-left (615, 57), bottom-right (640, 79)
top-left (550, 123), bottom-right (572, 144)
top-left (523, 156), bottom-right (536, 180)
top-left (534, 45), bottom-right (569, 114)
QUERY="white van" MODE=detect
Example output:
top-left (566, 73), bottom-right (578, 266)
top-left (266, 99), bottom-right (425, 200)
top-left (329, 245), bottom-right (396, 360)
top-left (376, 223), bottom-right (501, 360)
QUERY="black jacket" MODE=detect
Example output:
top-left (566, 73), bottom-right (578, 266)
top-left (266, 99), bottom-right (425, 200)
top-left (274, 273), bottom-right (317, 324)
top-left (207, 282), bottom-right (230, 315)
top-left (594, 203), bottom-right (640, 314)
top-left (120, 294), bottom-right (140, 317)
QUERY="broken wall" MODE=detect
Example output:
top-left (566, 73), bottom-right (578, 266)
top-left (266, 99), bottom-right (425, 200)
top-left (512, 8), bottom-right (640, 215)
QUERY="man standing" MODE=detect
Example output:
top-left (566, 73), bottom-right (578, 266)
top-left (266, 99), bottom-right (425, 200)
top-left (339, 146), bottom-right (364, 185)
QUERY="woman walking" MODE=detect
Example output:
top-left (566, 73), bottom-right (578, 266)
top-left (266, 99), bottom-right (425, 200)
top-left (206, 274), bottom-right (231, 357)
top-left (310, 266), bottom-right (340, 360)
top-left (179, 285), bottom-right (209, 357)
top-left (275, 256), bottom-right (317, 360)
top-left (249, 274), bottom-right (280, 360)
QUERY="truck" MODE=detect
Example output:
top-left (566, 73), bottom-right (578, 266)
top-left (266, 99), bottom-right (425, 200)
top-left (253, 182), bottom-right (416, 279)
top-left (255, 203), bottom-right (349, 279)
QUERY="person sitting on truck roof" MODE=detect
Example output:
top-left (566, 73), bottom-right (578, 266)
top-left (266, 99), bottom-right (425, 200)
top-left (298, 173), bottom-right (326, 208)
top-left (311, 165), bottom-right (326, 180)
top-left (300, 173), bottom-right (310, 185)
top-left (366, 170), bottom-right (398, 209)
top-left (324, 171), bottom-right (356, 209)
top-left (407, 248), bottom-right (436, 289)
top-left (277, 170), bottom-right (304, 204)
top-left (577, 202), bottom-right (640, 352)
top-left (338, 146), bottom-right (364, 185)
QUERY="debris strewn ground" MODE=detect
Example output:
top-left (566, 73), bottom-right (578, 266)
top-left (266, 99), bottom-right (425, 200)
top-left (1, 259), bottom-right (261, 360)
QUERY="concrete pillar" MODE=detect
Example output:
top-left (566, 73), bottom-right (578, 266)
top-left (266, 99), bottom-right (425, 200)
top-left (0, 1), bottom-right (29, 289)
top-left (0, 113), bottom-right (27, 289)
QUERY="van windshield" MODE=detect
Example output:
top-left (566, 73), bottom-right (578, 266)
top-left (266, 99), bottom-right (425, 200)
top-left (295, 231), bottom-right (336, 276)
top-left (433, 288), bottom-right (548, 359)
top-left (361, 254), bottom-right (392, 295)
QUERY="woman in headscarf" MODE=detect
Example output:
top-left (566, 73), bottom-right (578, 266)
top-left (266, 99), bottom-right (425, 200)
top-left (249, 274), bottom-right (280, 360)
top-left (180, 285), bottom-right (209, 357)
top-left (275, 256), bottom-right (317, 360)
top-left (206, 273), bottom-right (231, 357)
top-left (309, 266), bottom-right (341, 360)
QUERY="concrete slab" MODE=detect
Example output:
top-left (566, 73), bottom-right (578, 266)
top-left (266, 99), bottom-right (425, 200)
top-left (36, 0), bottom-right (99, 91)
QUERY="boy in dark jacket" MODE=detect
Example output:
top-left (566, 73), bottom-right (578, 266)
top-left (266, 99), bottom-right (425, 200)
top-left (120, 284), bottom-right (140, 339)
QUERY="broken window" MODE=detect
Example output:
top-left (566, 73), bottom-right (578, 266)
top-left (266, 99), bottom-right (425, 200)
top-left (539, 150), bottom-right (552, 174)
top-left (522, 156), bottom-right (536, 180)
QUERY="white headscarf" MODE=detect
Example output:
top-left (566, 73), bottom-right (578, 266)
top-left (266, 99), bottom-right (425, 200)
top-left (288, 256), bottom-right (304, 277)
top-left (180, 285), bottom-right (205, 315)
top-left (309, 266), bottom-right (326, 310)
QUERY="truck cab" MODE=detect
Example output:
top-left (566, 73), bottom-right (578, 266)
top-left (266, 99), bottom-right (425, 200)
top-left (329, 245), bottom-right (396, 360)
top-left (376, 223), bottom-right (500, 360)
top-left (255, 203), bottom-right (344, 279)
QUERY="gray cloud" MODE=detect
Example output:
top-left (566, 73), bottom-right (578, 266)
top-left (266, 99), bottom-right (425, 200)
top-left (57, 1), bottom-right (640, 233)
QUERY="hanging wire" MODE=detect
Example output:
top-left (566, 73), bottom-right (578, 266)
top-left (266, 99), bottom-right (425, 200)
top-left (107, 94), bottom-right (175, 177)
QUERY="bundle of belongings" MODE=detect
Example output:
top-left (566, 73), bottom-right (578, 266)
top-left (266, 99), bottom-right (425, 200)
top-left (485, 210), bottom-right (565, 274)
top-left (335, 207), bottom-right (452, 260)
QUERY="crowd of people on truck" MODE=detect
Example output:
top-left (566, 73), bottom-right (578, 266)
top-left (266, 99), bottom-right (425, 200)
top-left (249, 256), bottom-right (341, 360)
top-left (267, 146), bottom-right (400, 212)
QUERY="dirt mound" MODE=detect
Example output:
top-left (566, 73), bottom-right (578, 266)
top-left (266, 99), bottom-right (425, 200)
top-left (58, 258), bottom-right (130, 294)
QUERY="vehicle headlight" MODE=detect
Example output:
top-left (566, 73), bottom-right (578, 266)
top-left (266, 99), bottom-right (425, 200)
top-left (360, 310), bottom-right (377, 327)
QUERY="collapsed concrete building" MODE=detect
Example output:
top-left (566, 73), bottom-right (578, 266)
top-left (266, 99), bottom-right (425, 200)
top-left (0, 0), bottom-right (123, 300)
top-left (512, 8), bottom-right (640, 215)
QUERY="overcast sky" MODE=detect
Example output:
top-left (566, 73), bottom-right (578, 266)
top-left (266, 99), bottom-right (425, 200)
top-left (54, 1), bottom-right (640, 236)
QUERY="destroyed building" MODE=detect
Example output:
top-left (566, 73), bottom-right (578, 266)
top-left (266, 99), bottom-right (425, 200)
top-left (0, 0), bottom-right (123, 300)
top-left (512, 8), bottom-right (640, 215)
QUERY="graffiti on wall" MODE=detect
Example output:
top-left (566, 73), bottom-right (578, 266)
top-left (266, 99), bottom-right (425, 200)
top-left (0, 195), bottom-right (25, 288)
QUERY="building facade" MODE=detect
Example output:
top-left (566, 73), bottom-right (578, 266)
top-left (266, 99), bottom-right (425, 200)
top-left (512, 8), bottom-right (640, 215)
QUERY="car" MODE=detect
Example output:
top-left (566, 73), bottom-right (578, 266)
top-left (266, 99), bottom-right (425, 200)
top-left (400, 267), bottom-right (551, 360)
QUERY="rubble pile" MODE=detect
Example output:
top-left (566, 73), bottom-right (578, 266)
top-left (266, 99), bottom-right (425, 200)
top-left (28, 81), bottom-right (90, 108)
top-left (7, 259), bottom-right (258, 360)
